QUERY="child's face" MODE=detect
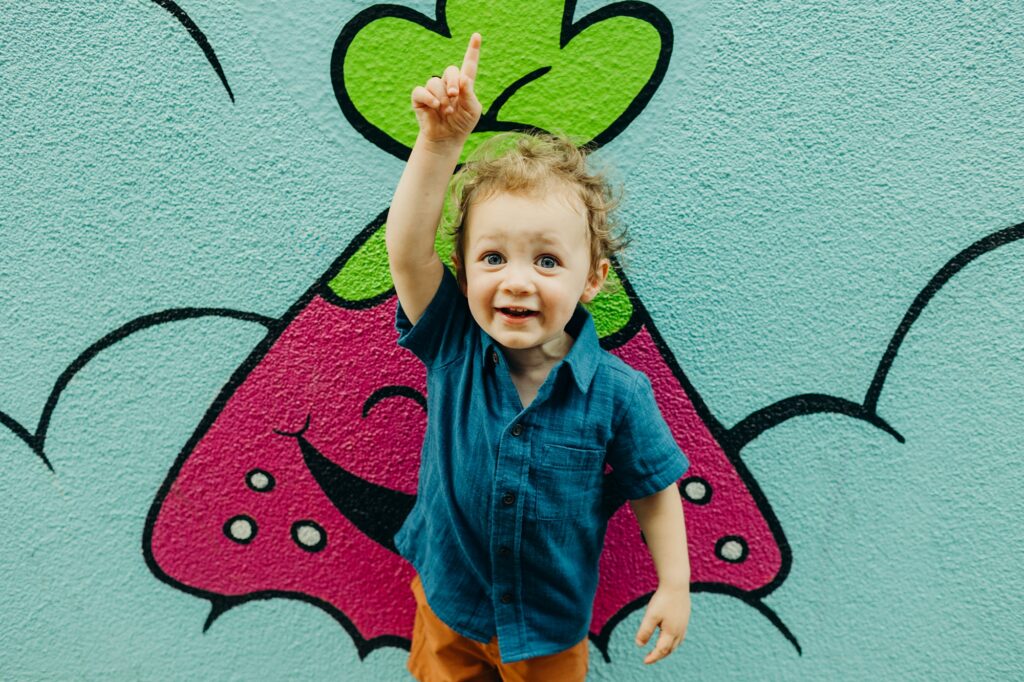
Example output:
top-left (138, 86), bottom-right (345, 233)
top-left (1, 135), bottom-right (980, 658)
top-left (456, 185), bottom-right (609, 357)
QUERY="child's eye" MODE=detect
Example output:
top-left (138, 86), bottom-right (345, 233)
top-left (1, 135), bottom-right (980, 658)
top-left (484, 253), bottom-right (505, 266)
top-left (536, 255), bottom-right (558, 269)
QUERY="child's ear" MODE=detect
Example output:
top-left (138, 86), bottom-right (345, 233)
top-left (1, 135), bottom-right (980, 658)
top-left (451, 253), bottom-right (467, 295)
top-left (580, 258), bottom-right (610, 303)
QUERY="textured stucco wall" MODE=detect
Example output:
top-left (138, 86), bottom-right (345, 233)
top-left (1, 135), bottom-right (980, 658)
top-left (2, 1), bottom-right (1023, 680)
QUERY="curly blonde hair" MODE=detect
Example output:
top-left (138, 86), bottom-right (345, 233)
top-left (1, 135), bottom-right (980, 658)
top-left (444, 131), bottom-right (628, 290)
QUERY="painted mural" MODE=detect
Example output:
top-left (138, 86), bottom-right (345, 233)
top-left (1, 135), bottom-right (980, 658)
top-left (135, 0), bottom-right (787, 661)
top-left (3, 1), bottom-right (1023, 679)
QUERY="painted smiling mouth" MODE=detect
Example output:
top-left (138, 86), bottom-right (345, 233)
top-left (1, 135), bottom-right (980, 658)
top-left (498, 307), bottom-right (538, 318)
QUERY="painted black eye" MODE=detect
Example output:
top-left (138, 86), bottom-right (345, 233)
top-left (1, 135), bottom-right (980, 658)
top-left (362, 385), bottom-right (427, 418)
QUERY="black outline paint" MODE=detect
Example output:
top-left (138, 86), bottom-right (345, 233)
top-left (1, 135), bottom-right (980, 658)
top-left (601, 265), bottom-right (805, 655)
top-left (0, 308), bottom-right (274, 470)
top-left (591, 579), bottom-right (796, 661)
top-left (331, 0), bottom-right (673, 160)
top-left (318, 209), bottom-right (396, 311)
top-left (0, 1), bottom-right (244, 467)
top-left (297, 427), bottom-right (416, 555)
top-left (136, 207), bottom-right (1023, 663)
top-left (267, 417), bottom-right (416, 556)
top-left (140, 225), bottom-right (407, 655)
top-left (865, 222), bottom-right (1024, 412)
top-left (726, 222), bottom-right (1024, 454)
top-left (5, 214), bottom-right (1016, 661)
top-left (192, 589), bottom-right (412, 658)
top-left (362, 385), bottom-right (427, 418)
top-left (149, 0), bottom-right (235, 103)
top-left (4, 0), bottom-right (1020, 666)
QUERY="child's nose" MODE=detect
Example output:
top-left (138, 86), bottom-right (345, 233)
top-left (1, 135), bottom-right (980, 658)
top-left (501, 264), bottom-right (536, 294)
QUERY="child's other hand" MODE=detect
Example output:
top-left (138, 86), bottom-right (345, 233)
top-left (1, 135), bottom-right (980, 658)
top-left (411, 32), bottom-right (482, 145)
top-left (634, 583), bottom-right (690, 665)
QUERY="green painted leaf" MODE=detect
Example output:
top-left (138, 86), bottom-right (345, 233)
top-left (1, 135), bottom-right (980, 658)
top-left (327, 221), bottom-right (455, 303)
top-left (340, 0), bottom-right (667, 160)
top-left (326, 223), bottom-right (393, 302)
top-left (583, 267), bottom-right (633, 339)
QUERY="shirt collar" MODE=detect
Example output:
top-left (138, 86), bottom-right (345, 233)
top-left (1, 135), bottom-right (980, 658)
top-left (481, 303), bottom-right (600, 394)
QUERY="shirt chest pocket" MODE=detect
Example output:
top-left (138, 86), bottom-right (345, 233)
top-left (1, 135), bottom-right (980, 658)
top-left (530, 444), bottom-right (604, 521)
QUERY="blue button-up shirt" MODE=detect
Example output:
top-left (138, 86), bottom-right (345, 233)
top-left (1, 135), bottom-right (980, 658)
top-left (393, 266), bottom-right (689, 663)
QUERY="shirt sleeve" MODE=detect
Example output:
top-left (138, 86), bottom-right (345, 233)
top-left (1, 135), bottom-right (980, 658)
top-left (394, 265), bottom-right (473, 368)
top-left (605, 372), bottom-right (690, 500)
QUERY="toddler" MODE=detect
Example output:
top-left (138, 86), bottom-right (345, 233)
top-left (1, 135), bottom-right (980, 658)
top-left (388, 33), bottom-right (692, 681)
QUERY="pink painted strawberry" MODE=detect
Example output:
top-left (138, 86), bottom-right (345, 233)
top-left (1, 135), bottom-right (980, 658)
top-left (147, 214), bottom-right (429, 647)
top-left (146, 213), bottom-right (791, 656)
top-left (145, 0), bottom-right (798, 662)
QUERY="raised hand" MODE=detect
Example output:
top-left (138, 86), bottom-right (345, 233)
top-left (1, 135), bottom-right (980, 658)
top-left (410, 32), bottom-right (482, 145)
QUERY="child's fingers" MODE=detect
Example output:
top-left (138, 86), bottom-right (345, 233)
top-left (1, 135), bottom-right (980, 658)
top-left (459, 73), bottom-right (475, 100)
top-left (635, 617), bottom-right (655, 646)
top-left (461, 32), bottom-right (481, 82)
top-left (424, 77), bottom-right (450, 112)
top-left (411, 86), bottom-right (439, 110)
top-left (643, 631), bottom-right (676, 664)
top-left (443, 65), bottom-right (460, 98)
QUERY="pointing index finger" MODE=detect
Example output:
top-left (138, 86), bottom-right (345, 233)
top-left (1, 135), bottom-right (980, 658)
top-left (460, 32), bottom-right (481, 81)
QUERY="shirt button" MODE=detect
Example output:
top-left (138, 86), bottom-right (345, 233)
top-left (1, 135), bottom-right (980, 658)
top-left (511, 423), bottom-right (524, 437)
top-left (502, 492), bottom-right (516, 506)
top-left (501, 592), bottom-right (513, 604)
top-left (498, 545), bottom-right (511, 557)
top-left (490, 350), bottom-right (499, 365)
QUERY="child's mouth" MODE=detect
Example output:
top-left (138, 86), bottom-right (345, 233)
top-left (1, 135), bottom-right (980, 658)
top-left (497, 307), bottom-right (538, 319)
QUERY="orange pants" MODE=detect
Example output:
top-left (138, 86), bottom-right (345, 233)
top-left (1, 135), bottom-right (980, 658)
top-left (406, 573), bottom-right (589, 681)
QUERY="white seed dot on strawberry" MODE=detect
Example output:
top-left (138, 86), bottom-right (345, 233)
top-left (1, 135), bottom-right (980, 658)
top-left (683, 480), bottom-right (707, 502)
top-left (291, 520), bottom-right (327, 552)
top-left (229, 518), bottom-right (254, 542)
top-left (720, 539), bottom-right (744, 561)
top-left (248, 471), bottom-right (271, 490)
top-left (296, 524), bottom-right (321, 546)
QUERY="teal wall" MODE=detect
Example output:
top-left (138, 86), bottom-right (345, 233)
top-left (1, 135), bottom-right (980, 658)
top-left (2, 1), bottom-right (1023, 679)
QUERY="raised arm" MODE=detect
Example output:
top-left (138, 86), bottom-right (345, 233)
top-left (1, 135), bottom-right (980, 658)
top-left (386, 32), bottom-right (482, 325)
